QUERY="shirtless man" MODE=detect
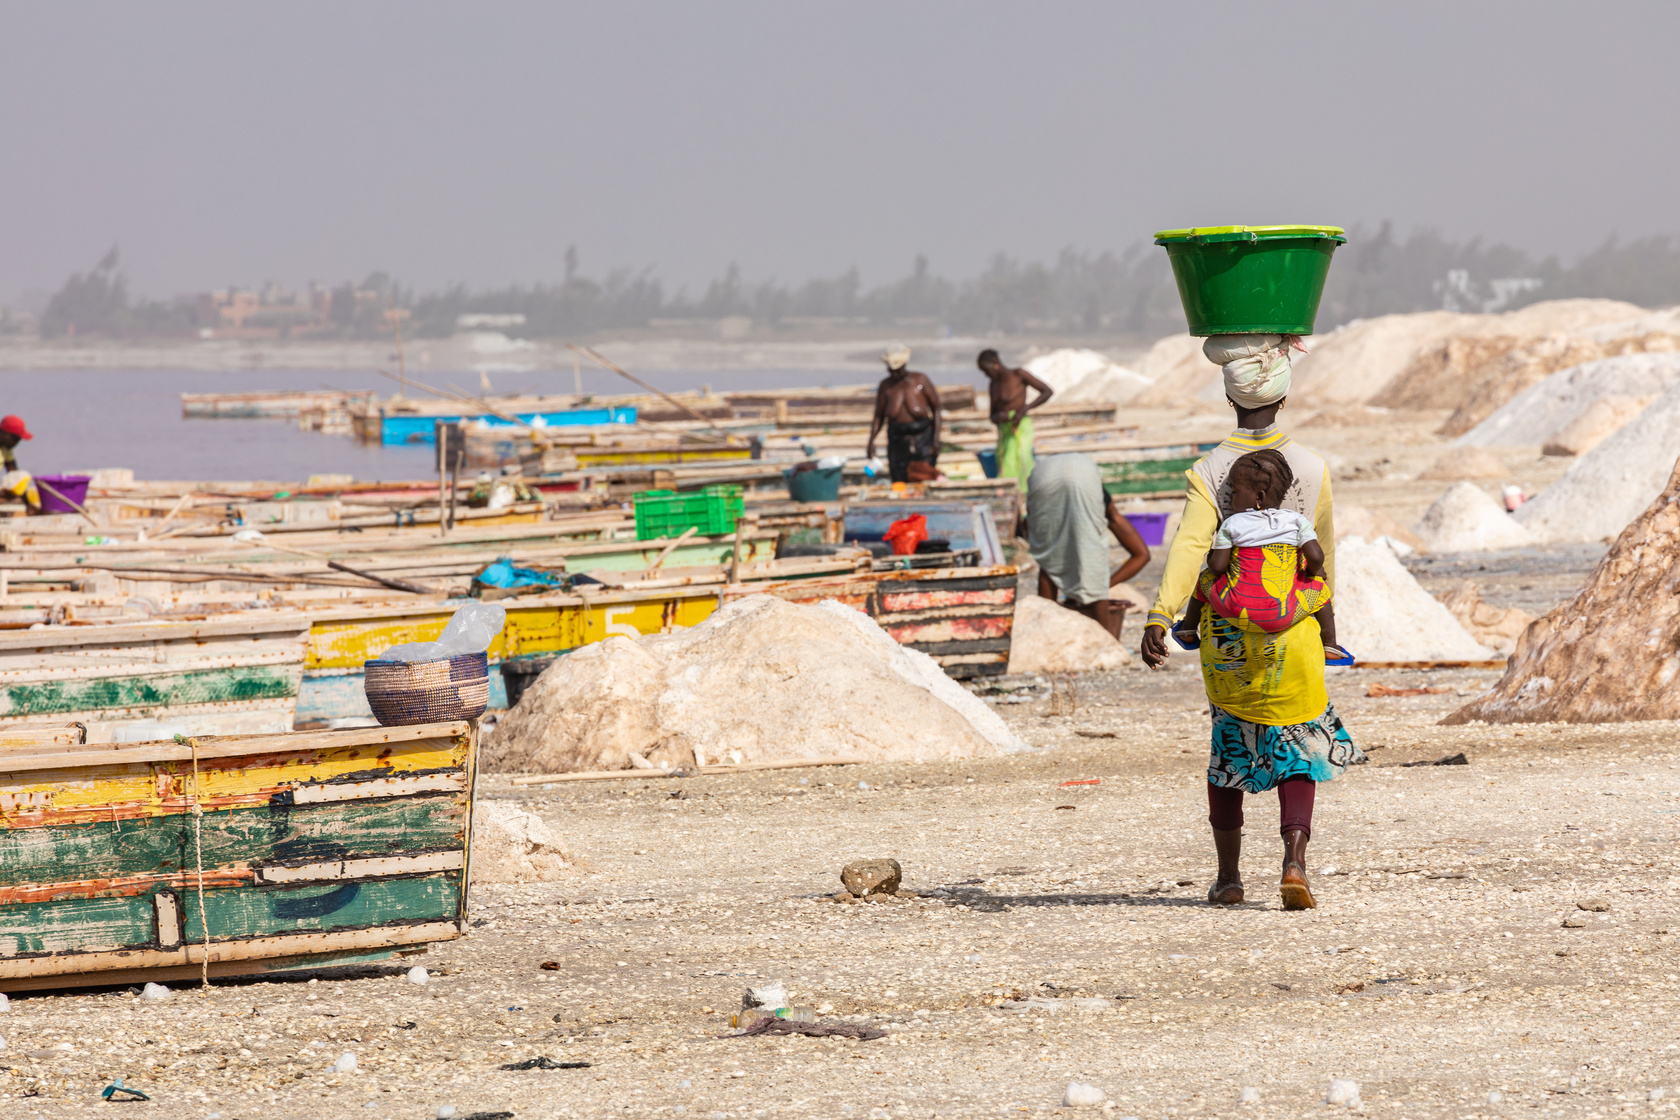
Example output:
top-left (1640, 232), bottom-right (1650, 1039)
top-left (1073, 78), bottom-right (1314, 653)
top-left (977, 349), bottom-right (1052, 490)
top-left (866, 346), bottom-right (943, 483)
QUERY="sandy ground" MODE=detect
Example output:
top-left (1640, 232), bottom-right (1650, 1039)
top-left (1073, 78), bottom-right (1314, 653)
top-left (1, 409), bottom-right (1657, 1119)
top-left (5, 655), bottom-right (1679, 1120)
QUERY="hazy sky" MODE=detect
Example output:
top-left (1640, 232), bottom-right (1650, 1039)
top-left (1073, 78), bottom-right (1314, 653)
top-left (4, 1), bottom-right (1678, 303)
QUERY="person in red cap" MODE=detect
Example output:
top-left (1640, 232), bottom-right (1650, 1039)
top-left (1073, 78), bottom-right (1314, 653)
top-left (0, 415), bottom-right (33, 472)
top-left (0, 416), bottom-right (39, 513)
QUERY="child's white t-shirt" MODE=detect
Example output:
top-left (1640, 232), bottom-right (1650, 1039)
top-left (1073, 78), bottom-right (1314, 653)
top-left (1214, 508), bottom-right (1317, 550)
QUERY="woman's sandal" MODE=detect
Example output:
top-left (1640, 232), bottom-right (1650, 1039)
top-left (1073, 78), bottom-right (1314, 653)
top-left (1172, 624), bottom-right (1200, 651)
top-left (1323, 643), bottom-right (1355, 667)
top-left (1207, 880), bottom-right (1244, 905)
top-left (1279, 863), bottom-right (1317, 910)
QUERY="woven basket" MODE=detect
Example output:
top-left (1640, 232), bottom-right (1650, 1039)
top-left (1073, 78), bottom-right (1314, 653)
top-left (364, 652), bottom-right (490, 726)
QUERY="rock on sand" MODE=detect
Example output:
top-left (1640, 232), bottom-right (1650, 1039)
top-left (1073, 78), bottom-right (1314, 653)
top-left (471, 801), bottom-right (573, 884)
top-left (1007, 595), bottom-right (1131, 674)
top-left (484, 595), bottom-right (1027, 774)
top-left (1414, 482), bottom-right (1534, 552)
top-left (1333, 538), bottom-right (1493, 662)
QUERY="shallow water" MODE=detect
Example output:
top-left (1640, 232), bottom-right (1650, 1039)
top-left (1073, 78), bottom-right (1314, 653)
top-left (0, 366), bottom-right (905, 482)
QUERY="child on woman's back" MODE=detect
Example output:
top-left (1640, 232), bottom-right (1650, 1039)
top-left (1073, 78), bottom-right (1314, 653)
top-left (1173, 449), bottom-right (1349, 663)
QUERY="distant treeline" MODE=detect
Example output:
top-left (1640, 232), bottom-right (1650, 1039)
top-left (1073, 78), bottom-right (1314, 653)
top-left (23, 225), bottom-right (1680, 341)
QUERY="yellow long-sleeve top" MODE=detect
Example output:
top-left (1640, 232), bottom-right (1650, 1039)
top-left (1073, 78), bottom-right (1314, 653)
top-left (1146, 424), bottom-right (1336, 633)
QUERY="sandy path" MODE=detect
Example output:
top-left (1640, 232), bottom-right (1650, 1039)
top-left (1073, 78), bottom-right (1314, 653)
top-left (4, 662), bottom-right (1678, 1118)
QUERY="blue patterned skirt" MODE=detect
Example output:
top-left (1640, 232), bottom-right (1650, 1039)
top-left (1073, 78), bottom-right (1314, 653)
top-left (1207, 702), bottom-right (1363, 793)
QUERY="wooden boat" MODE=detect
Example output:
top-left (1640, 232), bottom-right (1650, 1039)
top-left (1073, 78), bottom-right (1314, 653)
top-left (0, 719), bottom-right (476, 991)
top-left (296, 560), bottom-right (1017, 721)
top-left (0, 613), bottom-right (311, 743)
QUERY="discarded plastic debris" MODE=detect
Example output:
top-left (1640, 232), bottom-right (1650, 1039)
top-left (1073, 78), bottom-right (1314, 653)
top-left (742, 981), bottom-right (788, 1011)
top-left (331, 1052), bottom-right (358, 1074)
top-left (1059, 779), bottom-right (1101, 787)
top-left (140, 983), bottom-right (170, 1001)
top-left (436, 1108), bottom-right (457, 1120)
top-left (728, 1018), bottom-right (886, 1040)
top-left (1238, 1086), bottom-right (1260, 1103)
top-left (100, 1078), bottom-right (151, 1101)
top-left (498, 1056), bottom-right (591, 1070)
top-left (0, 992), bottom-right (9, 1012)
top-left (730, 1006), bottom-right (817, 1028)
top-left (406, 966), bottom-right (429, 985)
top-left (1063, 1082), bottom-right (1107, 1107)
top-left (380, 601), bottom-right (507, 662)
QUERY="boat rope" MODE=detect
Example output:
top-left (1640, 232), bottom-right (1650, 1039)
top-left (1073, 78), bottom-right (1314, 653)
top-left (181, 735), bottom-right (213, 989)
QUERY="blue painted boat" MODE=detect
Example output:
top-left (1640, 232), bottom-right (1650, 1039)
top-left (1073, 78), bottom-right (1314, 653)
top-left (381, 407), bottom-right (637, 446)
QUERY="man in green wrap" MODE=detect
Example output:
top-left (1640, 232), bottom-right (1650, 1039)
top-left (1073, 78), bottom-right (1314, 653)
top-left (978, 350), bottom-right (1052, 491)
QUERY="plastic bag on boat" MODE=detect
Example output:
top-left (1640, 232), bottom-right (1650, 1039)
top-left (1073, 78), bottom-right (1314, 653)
top-left (377, 601), bottom-right (507, 662)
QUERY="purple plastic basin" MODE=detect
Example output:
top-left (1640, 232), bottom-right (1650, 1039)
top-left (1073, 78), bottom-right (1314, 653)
top-left (36, 474), bottom-right (90, 514)
top-left (1124, 511), bottom-right (1170, 546)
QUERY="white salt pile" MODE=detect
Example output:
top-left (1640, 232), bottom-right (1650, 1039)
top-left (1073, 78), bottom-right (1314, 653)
top-left (1023, 348), bottom-right (1151, 405)
top-left (1333, 538), bottom-right (1493, 662)
top-left (471, 801), bottom-right (572, 884)
top-left (1456, 353), bottom-right (1680, 448)
top-left (1131, 334), bottom-right (1220, 407)
top-left (1007, 595), bottom-right (1130, 674)
top-left (1333, 504), bottom-right (1425, 553)
top-left (485, 595), bottom-right (1027, 774)
top-left (1414, 482), bottom-right (1534, 552)
top-left (1514, 382), bottom-right (1680, 543)
top-left (1418, 446), bottom-right (1508, 481)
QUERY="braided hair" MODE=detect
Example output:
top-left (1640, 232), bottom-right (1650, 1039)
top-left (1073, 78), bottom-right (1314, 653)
top-left (1228, 448), bottom-right (1294, 509)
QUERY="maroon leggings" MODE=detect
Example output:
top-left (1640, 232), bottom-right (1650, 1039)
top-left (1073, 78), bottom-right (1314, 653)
top-left (1207, 778), bottom-right (1315, 838)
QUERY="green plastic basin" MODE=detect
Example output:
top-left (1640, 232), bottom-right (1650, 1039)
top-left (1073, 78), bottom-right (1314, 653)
top-left (1154, 225), bottom-right (1346, 336)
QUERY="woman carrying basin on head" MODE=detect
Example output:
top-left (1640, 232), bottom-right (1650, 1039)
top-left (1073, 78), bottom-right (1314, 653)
top-left (1138, 335), bottom-right (1363, 911)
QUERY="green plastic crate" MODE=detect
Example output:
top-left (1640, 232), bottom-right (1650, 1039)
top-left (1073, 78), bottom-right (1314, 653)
top-left (632, 485), bottom-right (744, 540)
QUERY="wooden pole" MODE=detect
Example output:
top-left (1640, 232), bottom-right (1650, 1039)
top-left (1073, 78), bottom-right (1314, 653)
top-left (647, 526), bottom-right (699, 572)
top-left (567, 344), bottom-right (737, 442)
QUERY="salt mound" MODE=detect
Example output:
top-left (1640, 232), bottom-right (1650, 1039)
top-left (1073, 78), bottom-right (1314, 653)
top-left (1414, 483), bottom-right (1534, 552)
top-left (1333, 504), bottom-right (1425, 553)
top-left (484, 595), bottom-right (1027, 774)
top-left (472, 801), bottom-right (573, 884)
top-left (1023, 349), bottom-right (1151, 405)
top-left (1513, 382), bottom-right (1680, 543)
top-left (1419, 446), bottom-right (1508, 481)
top-left (1007, 595), bottom-right (1130, 674)
top-left (1433, 581), bottom-right (1534, 656)
top-left (1291, 311), bottom-right (1477, 406)
top-left (1543, 394), bottom-right (1652, 457)
top-left (1457, 353), bottom-right (1680, 447)
top-left (1333, 538), bottom-right (1493, 662)
top-left (1130, 334), bottom-right (1219, 406)
top-left (1447, 458), bottom-right (1680, 724)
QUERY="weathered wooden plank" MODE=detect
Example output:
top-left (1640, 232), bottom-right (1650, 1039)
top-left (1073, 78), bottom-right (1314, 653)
top-left (0, 741), bottom-right (465, 826)
top-left (0, 919), bottom-right (460, 984)
top-left (292, 773), bottom-right (465, 804)
top-left (184, 872), bottom-right (462, 941)
top-left (0, 894), bottom-right (156, 956)
top-left (0, 945), bottom-right (403, 992)
top-left (0, 615), bottom-right (311, 653)
top-left (0, 665), bottom-right (302, 719)
top-left (876, 586), bottom-right (1015, 611)
top-left (879, 617), bottom-right (1013, 644)
top-left (256, 851), bottom-right (463, 884)
top-left (0, 722), bottom-right (466, 775)
top-left (0, 797), bottom-right (465, 891)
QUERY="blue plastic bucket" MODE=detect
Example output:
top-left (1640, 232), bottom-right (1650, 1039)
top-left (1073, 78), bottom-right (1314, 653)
top-left (976, 449), bottom-right (999, 479)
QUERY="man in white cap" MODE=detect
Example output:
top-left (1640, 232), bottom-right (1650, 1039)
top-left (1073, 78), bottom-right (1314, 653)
top-left (866, 345), bottom-right (943, 483)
